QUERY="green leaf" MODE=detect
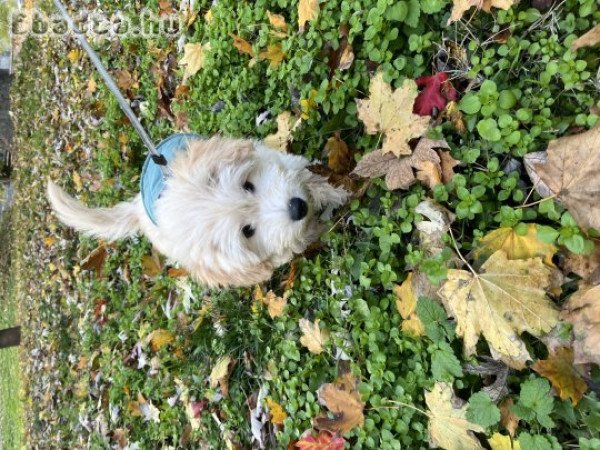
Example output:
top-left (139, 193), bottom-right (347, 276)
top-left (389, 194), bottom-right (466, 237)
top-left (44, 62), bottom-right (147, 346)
top-left (536, 225), bottom-right (559, 244)
top-left (466, 392), bottom-right (501, 428)
top-left (385, 1), bottom-right (408, 21)
top-left (518, 433), bottom-right (561, 450)
top-left (477, 118), bottom-right (502, 142)
top-left (511, 378), bottom-right (555, 428)
top-left (459, 94), bottom-right (481, 115)
top-left (416, 297), bottom-right (454, 342)
top-left (421, 0), bottom-right (446, 14)
top-left (404, 0), bottom-right (421, 27)
top-left (431, 342), bottom-right (463, 381)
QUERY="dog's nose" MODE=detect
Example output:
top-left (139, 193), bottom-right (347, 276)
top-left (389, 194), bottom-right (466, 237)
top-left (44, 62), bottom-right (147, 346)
top-left (289, 197), bottom-right (308, 221)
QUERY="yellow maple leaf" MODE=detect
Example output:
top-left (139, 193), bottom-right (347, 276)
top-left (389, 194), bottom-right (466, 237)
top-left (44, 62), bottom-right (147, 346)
top-left (267, 11), bottom-right (288, 31)
top-left (299, 318), bottom-right (329, 354)
top-left (230, 34), bottom-right (254, 56)
top-left (255, 287), bottom-right (288, 318)
top-left (448, 0), bottom-right (515, 24)
top-left (393, 273), bottom-right (425, 337)
top-left (425, 382), bottom-right (484, 450)
top-left (264, 111), bottom-right (300, 151)
top-left (266, 398), bottom-right (288, 424)
top-left (298, 0), bottom-right (319, 32)
top-left (438, 250), bottom-right (560, 369)
top-left (488, 433), bottom-right (521, 450)
top-left (356, 72), bottom-right (430, 157)
top-left (259, 43), bottom-right (285, 67)
top-left (473, 224), bottom-right (557, 266)
top-left (180, 42), bottom-right (209, 81)
top-left (209, 356), bottom-right (233, 396)
top-left (532, 347), bottom-right (588, 405)
top-left (146, 329), bottom-right (175, 352)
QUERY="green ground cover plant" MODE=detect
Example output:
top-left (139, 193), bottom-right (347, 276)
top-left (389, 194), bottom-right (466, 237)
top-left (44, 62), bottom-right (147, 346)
top-left (4, 0), bottom-right (600, 448)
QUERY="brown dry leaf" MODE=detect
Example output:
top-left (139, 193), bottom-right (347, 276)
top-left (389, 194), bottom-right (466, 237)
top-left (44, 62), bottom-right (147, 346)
top-left (299, 319), bottom-right (329, 354)
top-left (352, 138), bottom-right (447, 191)
top-left (499, 398), bottom-right (519, 437)
top-left (87, 78), bottom-right (97, 95)
top-left (314, 373), bottom-right (365, 434)
top-left (416, 160), bottom-right (443, 189)
top-left (81, 243), bottom-right (108, 277)
top-left (561, 284), bottom-right (600, 365)
top-left (473, 224), bottom-right (557, 266)
top-left (115, 70), bottom-right (138, 91)
top-left (444, 101), bottom-right (466, 134)
top-left (532, 347), bottom-right (588, 405)
top-left (325, 134), bottom-right (353, 174)
top-left (167, 267), bottom-right (189, 278)
top-left (438, 250), bottom-right (560, 369)
top-left (298, 0), bottom-right (319, 32)
top-left (572, 24), bottom-right (600, 50)
top-left (338, 43), bottom-right (355, 70)
top-left (438, 149), bottom-right (460, 183)
top-left (523, 126), bottom-right (600, 232)
top-left (146, 329), bottom-right (175, 352)
top-left (260, 290), bottom-right (288, 318)
top-left (488, 433), bottom-right (521, 450)
top-left (259, 43), bottom-right (285, 67)
top-left (267, 11), bottom-right (288, 31)
top-left (230, 34), bottom-right (254, 56)
top-left (129, 393), bottom-right (161, 423)
top-left (180, 42), bottom-right (209, 82)
top-left (209, 356), bottom-right (233, 396)
top-left (356, 73), bottom-right (430, 157)
top-left (142, 251), bottom-right (163, 277)
top-left (264, 111), bottom-right (300, 151)
top-left (448, 0), bottom-right (515, 24)
top-left (562, 241), bottom-right (600, 284)
top-left (425, 382), bottom-right (484, 450)
top-left (393, 272), bottom-right (425, 336)
top-left (266, 398), bottom-right (288, 424)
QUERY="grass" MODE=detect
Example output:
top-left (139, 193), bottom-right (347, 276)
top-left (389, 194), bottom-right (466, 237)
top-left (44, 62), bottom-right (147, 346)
top-left (0, 212), bottom-right (24, 450)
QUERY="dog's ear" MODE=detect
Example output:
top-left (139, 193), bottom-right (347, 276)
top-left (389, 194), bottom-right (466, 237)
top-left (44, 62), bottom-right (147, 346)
top-left (305, 172), bottom-right (350, 211)
top-left (170, 137), bottom-right (254, 181)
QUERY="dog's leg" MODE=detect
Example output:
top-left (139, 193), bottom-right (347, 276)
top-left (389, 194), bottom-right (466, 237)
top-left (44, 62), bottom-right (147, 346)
top-left (47, 181), bottom-right (141, 241)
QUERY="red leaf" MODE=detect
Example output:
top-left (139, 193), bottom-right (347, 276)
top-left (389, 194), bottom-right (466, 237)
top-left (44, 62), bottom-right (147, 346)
top-left (295, 430), bottom-right (346, 450)
top-left (413, 72), bottom-right (458, 117)
top-left (189, 400), bottom-right (207, 418)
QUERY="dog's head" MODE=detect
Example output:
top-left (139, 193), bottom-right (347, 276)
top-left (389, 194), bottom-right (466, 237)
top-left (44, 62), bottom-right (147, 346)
top-left (154, 137), bottom-right (349, 287)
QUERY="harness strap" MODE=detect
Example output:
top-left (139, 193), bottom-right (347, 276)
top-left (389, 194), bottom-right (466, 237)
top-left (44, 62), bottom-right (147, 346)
top-left (52, 0), bottom-right (170, 178)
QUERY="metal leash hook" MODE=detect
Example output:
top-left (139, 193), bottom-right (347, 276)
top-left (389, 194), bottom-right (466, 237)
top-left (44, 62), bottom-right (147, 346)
top-left (52, 0), bottom-right (171, 177)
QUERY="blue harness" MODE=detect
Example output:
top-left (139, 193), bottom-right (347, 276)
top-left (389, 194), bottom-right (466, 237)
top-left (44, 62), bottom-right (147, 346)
top-left (140, 133), bottom-right (202, 225)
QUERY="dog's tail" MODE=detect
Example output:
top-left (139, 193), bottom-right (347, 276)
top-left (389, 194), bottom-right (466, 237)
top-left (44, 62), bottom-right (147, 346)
top-left (47, 181), bottom-right (140, 241)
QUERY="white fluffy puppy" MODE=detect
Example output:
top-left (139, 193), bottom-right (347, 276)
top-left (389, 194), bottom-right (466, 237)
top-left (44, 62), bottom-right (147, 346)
top-left (47, 136), bottom-right (349, 287)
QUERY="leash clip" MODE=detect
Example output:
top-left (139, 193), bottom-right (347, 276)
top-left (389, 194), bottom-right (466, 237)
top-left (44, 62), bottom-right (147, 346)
top-left (151, 154), bottom-right (168, 166)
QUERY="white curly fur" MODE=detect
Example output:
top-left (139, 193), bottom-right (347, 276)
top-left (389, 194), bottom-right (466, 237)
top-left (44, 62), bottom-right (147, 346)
top-left (47, 136), bottom-right (349, 287)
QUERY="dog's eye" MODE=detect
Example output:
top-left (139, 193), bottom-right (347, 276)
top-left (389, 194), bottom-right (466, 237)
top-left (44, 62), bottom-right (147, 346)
top-left (243, 181), bottom-right (255, 193)
top-left (242, 224), bottom-right (255, 238)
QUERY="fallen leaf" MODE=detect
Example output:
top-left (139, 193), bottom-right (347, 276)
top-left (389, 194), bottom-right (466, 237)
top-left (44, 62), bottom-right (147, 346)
top-left (186, 400), bottom-right (207, 430)
top-left (473, 224), bottom-right (557, 266)
top-left (352, 138), bottom-right (447, 191)
top-left (145, 329), bottom-right (175, 352)
top-left (114, 70), bottom-right (138, 91)
top-left (562, 241), bottom-right (600, 284)
top-left (438, 250), bottom-right (560, 369)
top-left (532, 347), bottom-right (588, 405)
top-left (394, 272), bottom-right (425, 336)
top-left (338, 44), bottom-right (355, 70)
top-left (180, 42), bottom-right (208, 81)
top-left (129, 393), bottom-right (161, 423)
top-left (416, 160), bottom-right (443, 189)
top-left (443, 101), bottom-right (467, 134)
top-left (488, 433), bottom-right (521, 450)
top-left (464, 358), bottom-right (509, 402)
top-left (425, 382), bottom-right (484, 450)
top-left (209, 356), bottom-right (233, 396)
top-left (448, 0), bottom-right (515, 24)
top-left (266, 398), bottom-right (288, 424)
top-left (499, 398), bottom-right (519, 437)
top-left (314, 373), bottom-right (364, 434)
top-left (414, 72), bottom-right (458, 117)
top-left (356, 73), bottom-right (430, 157)
top-left (295, 430), bottom-right (346, 449)
top-left (324, 134), bottom-right (353, 174)
top-left (167, 267), bottom-right (189, 278)
top-left (300, 89), bottom-right (318, 119)
top-left (299, 318), bottom-right (329, 354)
top-left (73, 171), bottom-right (83, 191)
top-left (81, 243), bottom-right (108, 277)
top-left (87, 78), bottom-right (97, 94)
top-left (230, 34), bottom-right (254, 56)
top-left (142, 251), bottom-right (163, 277)
top-left (561, 284), bottom-right (600, 365)
top-left (298, 0), bottom-right (319, 32)
top-left (264, 111), bottom-right (299, 151)
top-left (267, 11), bottom-right (288, 31)
top-left (255, 288), bottom-right (288, 318)
top-left (259, 43), bottom-right (285, 67)
top-left (67, 48), bottom-right (81, 64)
top-left (438, 149), bottom-right (460, 183)
top-left (572, 24), bottom-right (600, 50)
top-left (523, 126), bottom-right (600, 232)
